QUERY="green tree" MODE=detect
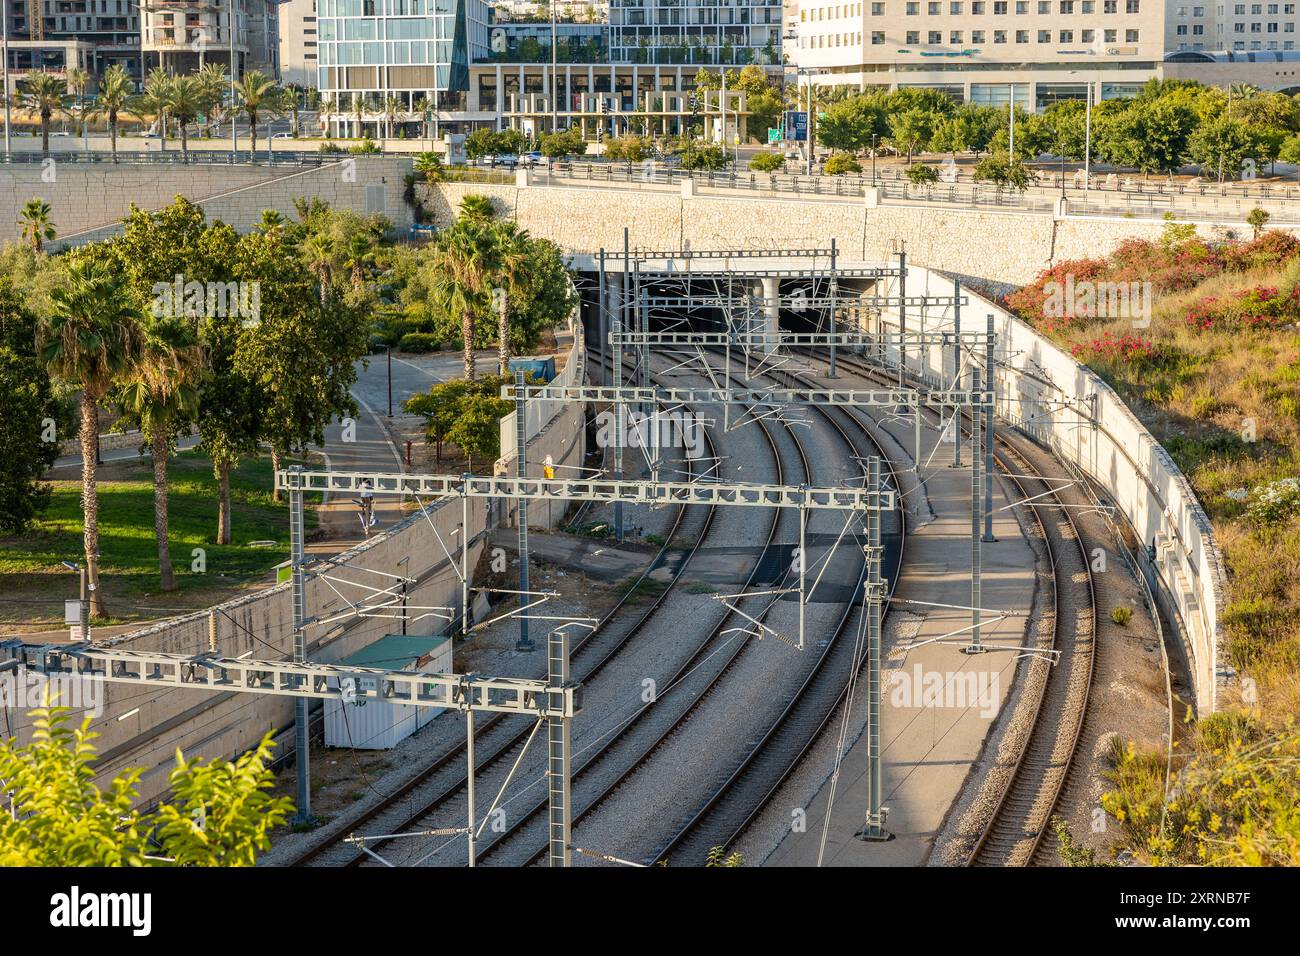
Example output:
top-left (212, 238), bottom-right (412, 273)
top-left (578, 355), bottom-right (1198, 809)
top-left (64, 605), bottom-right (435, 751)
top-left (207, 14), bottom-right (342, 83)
top-left (235, 70), bottom-right (286, 158)
top-left (413, 150), bottom-right (444, 183)
top-left (39, 260), bottom-right (144, 616)
top-left (0, 277), bottom-right (64, 533)
top-left (539, 127), bottom-right (586, 161)
top-left (406, 379), bottom-right (472, 461)
top-left (815, 94), bottom-right (885, 154)
top-left (195, 62), bottom-right (230, 136)
top-left (21, 73), bottom-right (68, 158)
top-left (678, 144), bottom-right (731, 170)
top-left (604, 134), bottom-right (653, 167)
top-left (748, 151), bottom-right (784, 172)
top-left (464, 127), bottom-right (501, 161)
top-left (459, 193), bottom-right (496, 222)
top-left (91, 64), bottom-right (134, 162)
top-left (1278, 132), bottom-right (1300, 182)
top-left (1188, 114), bottom-right (1269, 181)
top-left (887, 108), bottom-right (936, 164)
top-left (18, 199), bottom-right (55, 253)
top-left (1246, 207), bottom-right (1271, 238)
top-left (930, 114), bottom-right (977, 158)
top-left (116, 313), bottom-right (204, 591)
top-left (1098, 99), bottom-right (1196, 177)
top-left (445, 390), bottom-right (507, 470)
top-left (67, 67), bottom-right (89, 139)
top-left (973, 151), bottom-right (1034, 189)
top-left (0, 705), bottom-right (291, 866)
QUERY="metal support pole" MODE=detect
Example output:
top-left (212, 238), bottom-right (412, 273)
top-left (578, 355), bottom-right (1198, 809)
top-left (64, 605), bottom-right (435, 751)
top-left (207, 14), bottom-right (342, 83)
top-left (547, 627), bottom-right (572, 866)
top-left (514, 370), bottom-right (533, 652)
top-left (466, 706), bottom-right (477, 867)
top-left (597, 248), bottom-right (607, 385)
top-left (896, 249), bottom-right (907, 385)
top-left (952, 278), bottom-right (962, 468)
top-left (967, 376), bottom-right (984, 655)
top-left (2, 0), bottom-right (10, 163)
top-left (798, 498), bottom-right (807, 648)
top-left (289, 466), bottom-right (313, 825)
top-left (828, 238), bottom-right (838, 378)
top-left (460, 486), bottom-right (470, 634)
top-left (612, 318), bottom-right (625, 544)
top-left (983, 312), bottom-right (996, 543)
top-left (208, 610), bottom-right (218, 653)
top-left (386, 346), bottom-right (392, 418)
top-left (859, 456), bottom-right (889, 840)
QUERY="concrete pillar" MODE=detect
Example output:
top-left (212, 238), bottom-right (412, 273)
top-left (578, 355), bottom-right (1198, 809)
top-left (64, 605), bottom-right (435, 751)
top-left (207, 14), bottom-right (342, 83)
top-left (761, 275), bottom-right (780, 351)
top-left (864, 186), bottom-right (881, 208)
top-left (681, 177), bottom-right (696, 199)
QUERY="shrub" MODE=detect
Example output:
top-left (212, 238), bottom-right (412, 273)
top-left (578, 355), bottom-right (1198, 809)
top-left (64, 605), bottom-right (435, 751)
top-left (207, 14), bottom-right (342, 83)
top-left (1246, 476), bottom-right (1300, 524)
top-left (1111, 606), bottom-right (1133, 626)
top-left (823, 152), bottom-right (862, 176)
top-left (748, 152), bottom-right (785, 172)
top-left (1070, 331), bottom-right (1157, 364)
top-left (972, 151), bottom-right (1033, 189)
top-left (905, 162), bottom-right (939, 185)
top-left (398, 332), bottom-right (440, 353)
top-left (347, 137), bottom-right (381, 154)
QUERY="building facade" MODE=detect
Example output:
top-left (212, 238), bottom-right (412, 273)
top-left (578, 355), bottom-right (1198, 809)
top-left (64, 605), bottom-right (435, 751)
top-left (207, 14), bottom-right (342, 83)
top-left (607, 0), bottom-right (784, 65)
top-left (140, 0), bottom-right (279, 76)
top-left (281, 0), bottom-right (321, 85)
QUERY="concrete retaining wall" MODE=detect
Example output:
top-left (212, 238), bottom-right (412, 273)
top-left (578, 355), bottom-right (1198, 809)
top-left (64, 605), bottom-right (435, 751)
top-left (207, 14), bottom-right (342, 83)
top-left (871, 265), bottom-right (1228, 713)
top-left (421, 180), bottom-right (1275, 288)
top-left (47, 157), bottom-right (415, 250)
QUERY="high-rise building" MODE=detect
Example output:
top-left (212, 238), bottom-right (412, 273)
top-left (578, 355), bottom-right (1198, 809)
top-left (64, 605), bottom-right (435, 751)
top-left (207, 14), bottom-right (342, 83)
top-left (607, 0), bottom-right (784, 65)
top-left (314, 0), bottom-right (491, 135)
top-left (141, 0), bottom-right (279, 77)
top-left (789, 0), bottom-right (1300, 105)
top-left (280, 0), bottom-right (321, 86)
top-left (3, 0), bottom-right (143, 82)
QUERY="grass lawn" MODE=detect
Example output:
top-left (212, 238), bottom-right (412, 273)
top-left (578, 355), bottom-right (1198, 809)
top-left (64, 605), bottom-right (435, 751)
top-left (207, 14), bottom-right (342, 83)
top-left (0, 449), bottom-right (317, 627)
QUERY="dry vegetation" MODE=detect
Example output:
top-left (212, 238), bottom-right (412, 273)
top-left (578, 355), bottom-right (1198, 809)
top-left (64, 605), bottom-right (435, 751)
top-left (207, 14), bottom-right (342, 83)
top-left (1007, 224), bottom-right (1300, 864)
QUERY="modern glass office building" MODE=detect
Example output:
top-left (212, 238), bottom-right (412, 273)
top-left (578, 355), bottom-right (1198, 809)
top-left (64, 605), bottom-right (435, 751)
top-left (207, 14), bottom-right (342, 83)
top-left (316, 0), bottom-right (490, 131)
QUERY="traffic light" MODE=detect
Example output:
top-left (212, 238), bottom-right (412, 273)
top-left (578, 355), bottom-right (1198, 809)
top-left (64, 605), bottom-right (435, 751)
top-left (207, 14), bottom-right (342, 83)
top-left (688, 93), bottom-right (698, 113)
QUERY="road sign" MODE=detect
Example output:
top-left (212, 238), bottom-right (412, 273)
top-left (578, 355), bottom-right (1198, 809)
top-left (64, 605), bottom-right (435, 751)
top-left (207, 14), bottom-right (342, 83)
top-left (768, 127), bottom-right (781, 144)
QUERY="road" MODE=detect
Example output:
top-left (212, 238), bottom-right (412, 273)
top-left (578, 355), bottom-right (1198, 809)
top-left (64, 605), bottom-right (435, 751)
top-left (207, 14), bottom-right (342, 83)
top-left (308, 348), bottom-right (499, 553)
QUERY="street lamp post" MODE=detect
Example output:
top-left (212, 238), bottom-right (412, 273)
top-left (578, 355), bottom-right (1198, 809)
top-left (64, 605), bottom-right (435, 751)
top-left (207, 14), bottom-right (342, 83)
top-left (1, 0), bottom-right (9, 162)
top-left (230, 0), bottom-right (238, 159)
top-left (550, 0), bottom-right (557, 133)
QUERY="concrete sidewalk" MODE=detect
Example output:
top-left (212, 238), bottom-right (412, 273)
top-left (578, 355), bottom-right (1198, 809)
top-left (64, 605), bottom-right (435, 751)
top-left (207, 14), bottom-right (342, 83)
top-left (760, 370), bottom-right (1037, 867)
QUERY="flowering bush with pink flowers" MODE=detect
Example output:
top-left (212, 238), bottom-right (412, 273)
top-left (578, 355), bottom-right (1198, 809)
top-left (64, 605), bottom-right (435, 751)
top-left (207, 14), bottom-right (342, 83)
top-left (1070, 331), bottom-right (1158, 363)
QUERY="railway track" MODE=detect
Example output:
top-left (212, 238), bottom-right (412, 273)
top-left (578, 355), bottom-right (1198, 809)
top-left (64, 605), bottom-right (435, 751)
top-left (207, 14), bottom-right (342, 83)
top-left (640, 357), bottom-right (905, 866)
top-left (799, 347), bottom-right (1099, 867)
top-left (330, 352), bottom-right (794, 867)
top-left (466, 356), bottom-right (816, 866)
top-left (289, 376), bottom-right (720, 866)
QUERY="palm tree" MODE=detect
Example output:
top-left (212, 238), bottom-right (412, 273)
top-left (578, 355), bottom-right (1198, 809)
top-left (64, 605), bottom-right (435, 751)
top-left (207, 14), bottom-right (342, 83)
top-left (91, 64), bottom-right (134, 162)
top-left (18, 198), bottom-right (56, 253)
top-left (21, 73), bottom-right (69, 157)
top-left (134, 68), bottom-right (174, 151)
top-left (39, 261), bottom-right (144, 617)
top-left (166, 74), bottom-right (205, 161)
top-left (304, 232), bottom-right (336, 305)
top-left (67, 67), bottom-right (89, 142)
top-left (383, 95), bottom-right (401, 139)
top-left (459, 194), bottom-right (496, 222)
top-left (431, 221), bottom-right (498, 380)
top-left (341, 233), bottom-right (375, 293)
top-left (117, 315), bottom-right (203, 591)
top-left (413, 151), bottom-right (444, 184)
top-left (256, 209), bottom-right (286, 234)
top-left (491, 221), bottom-right (533, 376)
top-left (236, 70), bottom-right (285, 158)
top-left (195, 62), bottom-right (229, 136)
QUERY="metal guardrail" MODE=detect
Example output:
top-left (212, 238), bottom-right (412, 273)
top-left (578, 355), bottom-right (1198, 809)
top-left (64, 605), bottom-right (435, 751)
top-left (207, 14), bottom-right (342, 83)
top-left (0, 149), bottom-right (336, 167)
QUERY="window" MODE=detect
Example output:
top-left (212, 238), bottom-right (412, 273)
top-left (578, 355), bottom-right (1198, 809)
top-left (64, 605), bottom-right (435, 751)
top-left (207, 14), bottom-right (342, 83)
top-left (972, 28), bottom-right (985, 39)
top-left (950, 1), bottom-right (963, 11)
top-left (994, 0), bottom-right (1007, 9)
top-left (929, 29), bottom-right (942, 41)
top-left (906, 2), bottom-right (919, 13)
top-left (1060, 0), bottom-right (1073, 10)
top-left (1126, 27), bottom-right (1139, 40)
top-left (907, 29), bottom-right (920, 41)
top-left (1038, 28), bottom-right (1050, 39)
top-left (1060, 28), bottom-right (1073, 39)
top-left (1015, 1), bottom-right (1028, 12)
top-left (1082, 27), bottom-right (1094, 39)
top-left (1104, 27), bottom-right (1117, 40)
top-left (951, 29), bottom-right (963, 41)
top-left (871, 1), bottom-right (884, 12)
top-left (973, 0), bottom-right (985, 10)
top-left (1015, 28), bottom-right (1029, 40)
top-left (1177, 23), bottom-right (1188, 31)
top-left (872, 30), bottom-right (885, 42)
top-left (1125, 0), bottom-right (1139, 9)
top-left (928, 1), bottom-right (940, 11)
top-left (1038, 0), bottom-right (1050, 11)
top-left (994, 28), bottom-right (1007, 40)
top-left (1082, 0), bottom-right (1094, 8)
top-left (1104, 0), bottom-right (1117, 10)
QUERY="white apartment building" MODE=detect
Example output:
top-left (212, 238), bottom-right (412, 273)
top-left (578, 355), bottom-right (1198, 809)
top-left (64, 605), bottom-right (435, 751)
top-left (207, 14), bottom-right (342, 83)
top-left (793, 0), bottom-right (1300, 104)
top-left (281, 0), bottom-right (321, 85)
top-left (141, 0), bottom-right (280, 76)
